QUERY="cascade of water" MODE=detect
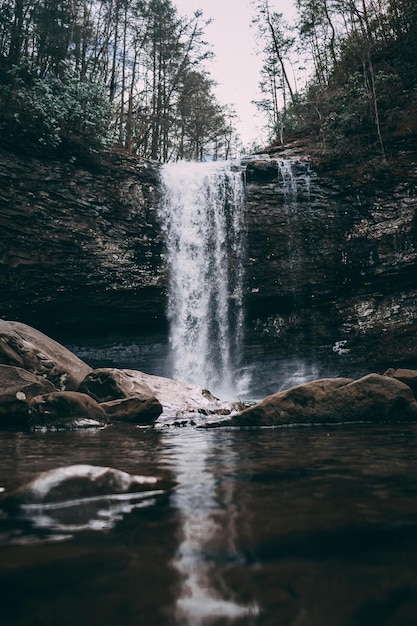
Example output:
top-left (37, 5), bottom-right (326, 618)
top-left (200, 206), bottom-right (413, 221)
top-left (277, 158), bottom-right (312, 199)
top-left (159, 161), bottom-right (247, 398)
top-left (277, 158), bottom-right (298, 197)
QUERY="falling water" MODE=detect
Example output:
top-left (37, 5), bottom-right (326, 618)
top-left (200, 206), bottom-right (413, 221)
top-left (277, 158), bottom-right (298, 197)
top-left (159, 161), bottom-right (246, 399)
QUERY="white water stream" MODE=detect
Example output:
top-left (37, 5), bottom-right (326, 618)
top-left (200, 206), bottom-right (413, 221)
top-left (159, 161), bottom-right (247, 399)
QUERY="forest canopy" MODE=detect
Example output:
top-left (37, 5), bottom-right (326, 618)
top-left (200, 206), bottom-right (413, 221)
top-left (0, 0), bottom-right (237, 161)
top-left (253, 0), bottom-right (417, 162)
top-left (1, 0), bottom-right (416, 163)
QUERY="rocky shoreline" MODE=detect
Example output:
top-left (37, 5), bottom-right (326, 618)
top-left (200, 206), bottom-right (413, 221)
top-left (0, 320), bottom-right (243, 430)
top-left (1, 319), bottom-right (417, 431)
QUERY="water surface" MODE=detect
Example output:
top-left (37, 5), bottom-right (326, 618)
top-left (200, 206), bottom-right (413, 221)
top-left (1, 423), bottom-right (417, 625)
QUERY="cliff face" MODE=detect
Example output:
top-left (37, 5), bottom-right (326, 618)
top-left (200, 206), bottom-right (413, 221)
top-left (0, 149), bottom-right (166, 333)
top-left (1, 145), bottom-right (417, 369)
top-left (243, 149), bottom-right (417, 368)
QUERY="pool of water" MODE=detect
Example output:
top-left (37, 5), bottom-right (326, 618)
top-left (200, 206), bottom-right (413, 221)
top-left (1, 423), bottom-right (417, 625)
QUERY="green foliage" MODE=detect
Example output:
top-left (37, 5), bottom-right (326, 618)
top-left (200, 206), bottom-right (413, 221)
top-left (264, 0), bottom-right (417, 160)
top-left (0, 0), bottom-right (231, 161)
top-left (299, 69), bottom-right (405, 157)
top-left (176, 70), bottom-right (229, 160)
top-left (0, 68), bottom-right (113, 155)
top-left (271, 94), bottom-right (308, 139)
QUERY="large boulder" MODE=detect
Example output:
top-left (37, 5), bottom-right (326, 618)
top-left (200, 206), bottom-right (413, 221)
top-left (384, 368), bottom-right (417, 398)
top-left (0, 364), bottom-right (56, 426)
top-left (230, 374), bottom-right (417, 427)
top-left (100, 396), bottom-right (162, 425)
top-left (28, 391), bottom-right (108, 429)
top-left (79, 367), bottom-right (237, 417)
top-left (0, 320), bottom-right (92, 390)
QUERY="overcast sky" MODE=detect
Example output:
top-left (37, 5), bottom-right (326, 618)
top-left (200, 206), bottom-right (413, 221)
top-left (173, 0), bottom-right (298, 149)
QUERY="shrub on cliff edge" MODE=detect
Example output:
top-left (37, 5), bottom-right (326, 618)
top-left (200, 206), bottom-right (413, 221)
top-left (0, 66), bottom-right (113, 157)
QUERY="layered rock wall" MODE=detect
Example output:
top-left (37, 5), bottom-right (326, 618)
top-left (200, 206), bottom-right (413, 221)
top-left (0, 149), bottom-right (165, 332)
top-left (243, 152), bottom-right (417, 367)
top-left (2, 146), bottom-right (417, 368)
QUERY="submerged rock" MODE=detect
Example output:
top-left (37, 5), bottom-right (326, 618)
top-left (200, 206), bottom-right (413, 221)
top-left (229, 374), bottom-right (417, 427)
top-left (1, 464), bottom-right (166, 533)
top-left (0, 320), bottom-right (91, 390)
top-left (8, 464), bottom-right (159, 504)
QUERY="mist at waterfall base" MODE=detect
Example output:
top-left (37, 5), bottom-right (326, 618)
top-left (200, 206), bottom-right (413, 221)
top-left (67, 330), bottom-right (361, 401)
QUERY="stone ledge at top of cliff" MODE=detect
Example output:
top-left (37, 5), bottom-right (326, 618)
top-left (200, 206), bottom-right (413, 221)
top-left (249, 136), bottom-right (417, 193)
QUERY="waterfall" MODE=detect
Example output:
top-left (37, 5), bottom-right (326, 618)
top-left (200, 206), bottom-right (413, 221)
top-left (277, 158), bottom-right (311, 198)
top-left (277, 158), bottom-right (298, 197)
top-left (159, 161), bottom-right (246, 399)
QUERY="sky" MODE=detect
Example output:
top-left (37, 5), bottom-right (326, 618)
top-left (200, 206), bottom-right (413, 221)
top-left (173, 0), bottom-right (299, 149)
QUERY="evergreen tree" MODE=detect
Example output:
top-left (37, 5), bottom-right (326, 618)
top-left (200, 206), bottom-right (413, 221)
top-left (0, 0), bottom-right (234, 160)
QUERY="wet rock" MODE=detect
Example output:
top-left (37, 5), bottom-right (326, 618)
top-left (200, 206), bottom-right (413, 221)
top-left (0, 147), bottom-right (165, 333)
top-left (28, 391), bottom-right (108, 429)
top-left (230, 374), bottom-right (417, 427)
top-left (0, 320), bottom-right (91, 390)
top-left (384, 368), bottom-right (417, 398)
top-left (79, 368), bottom-right (139, 401)
top-left (7, 464), bottom-right (159, 504)
top-left (2, 145), bottom-right (417, 367)
top-left (79, 367), bottom-right (235, 417)
top-left (0, 364), bottom-right (56, 427)
top-left (243, 147), bottom-right (417, 368)
top-left (100, 396), bottom-right (162, 424)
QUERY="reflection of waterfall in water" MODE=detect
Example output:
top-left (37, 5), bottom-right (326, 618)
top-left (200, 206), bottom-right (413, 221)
top-left (159, 161), bottom-right (247, 399)
top-left (168, 430), bottom-right (259, 625)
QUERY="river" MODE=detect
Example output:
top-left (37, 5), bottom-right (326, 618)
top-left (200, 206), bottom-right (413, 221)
top-left (1, 421), bottom-right (417, 625)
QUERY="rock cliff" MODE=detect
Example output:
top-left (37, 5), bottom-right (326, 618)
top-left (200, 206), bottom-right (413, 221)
top-left (0, 148), bottom-right (165, 333)
top-left (1, 144), bottom-right (417, 369)
top-left (243, 144), bottom-right (417, 368)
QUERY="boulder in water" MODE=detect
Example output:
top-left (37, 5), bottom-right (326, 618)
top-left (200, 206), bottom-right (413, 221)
top-left (0, 320), bottom-right (92, 390)
top-left (100, 395), bottom-right (162, 424)
top-left (0, 364), bottom-right (56, 427)
top-left (28, 391), bottom-right (109, 429)
top-left (79, 367), bottom-right (236, 418)
top-left (8, 464), bottom-right (160, 504)
top-left (384, 368), bottom-right (417, 398)
top-left (230, 374), bottom-right (417, 427)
